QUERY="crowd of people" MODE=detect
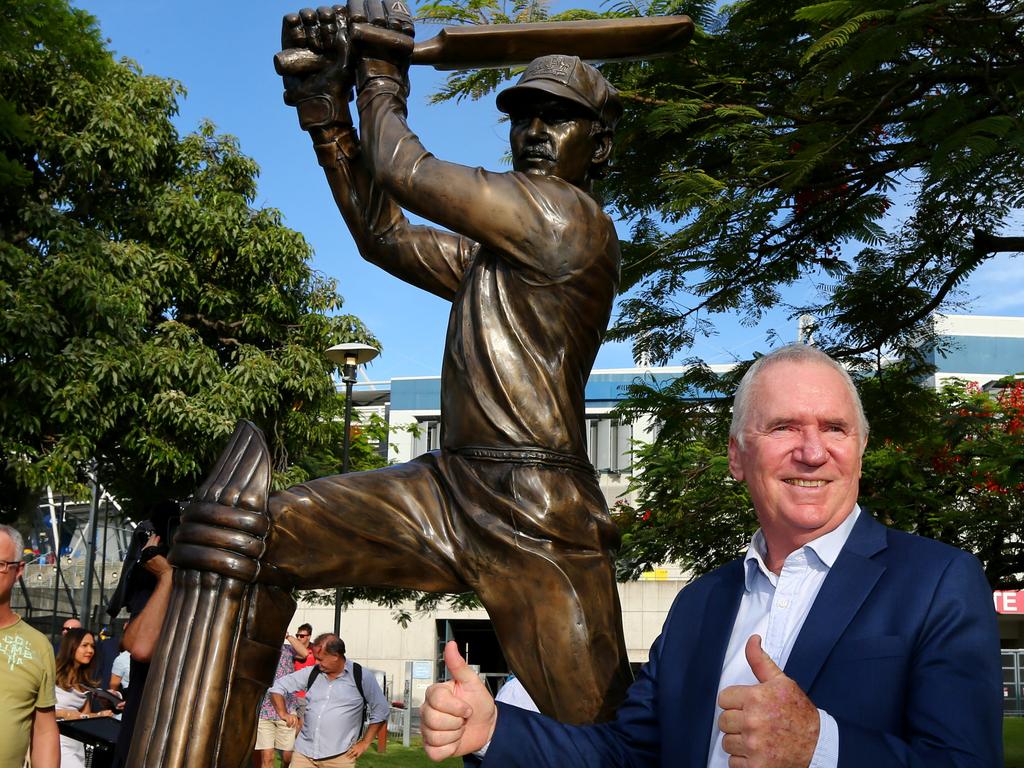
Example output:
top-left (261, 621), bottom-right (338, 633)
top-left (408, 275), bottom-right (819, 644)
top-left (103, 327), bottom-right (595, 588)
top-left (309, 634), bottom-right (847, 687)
top-left (1, 512), bottom-right (389, 768)
top-left (262, 631), bottom-right (390, 768)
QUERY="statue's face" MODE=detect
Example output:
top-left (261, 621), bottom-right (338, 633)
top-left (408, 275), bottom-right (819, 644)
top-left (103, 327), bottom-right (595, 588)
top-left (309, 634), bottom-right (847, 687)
top-left (509, 97), bottom-right (604, 187)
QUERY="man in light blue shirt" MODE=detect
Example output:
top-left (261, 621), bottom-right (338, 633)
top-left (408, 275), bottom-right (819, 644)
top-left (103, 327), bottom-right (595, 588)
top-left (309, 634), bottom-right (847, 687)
top-left (420, 343), bottom-right (1002, 767)
top-left (270, 637), bottom-right (389, 767)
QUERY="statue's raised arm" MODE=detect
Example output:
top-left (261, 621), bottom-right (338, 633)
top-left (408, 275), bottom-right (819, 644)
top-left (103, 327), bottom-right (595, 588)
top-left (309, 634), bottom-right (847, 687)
top-left (282, 4), bottom-right (473, 300)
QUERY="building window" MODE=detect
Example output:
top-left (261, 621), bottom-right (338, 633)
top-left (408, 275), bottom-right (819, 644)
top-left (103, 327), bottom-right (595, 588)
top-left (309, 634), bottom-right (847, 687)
top-left (587, 417), bottom-right (632, 473)
top-left (413, 418), bottom-right (441, 455)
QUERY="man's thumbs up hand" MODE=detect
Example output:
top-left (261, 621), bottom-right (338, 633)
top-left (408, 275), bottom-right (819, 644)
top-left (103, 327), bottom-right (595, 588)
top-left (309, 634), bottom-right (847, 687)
top-left (717, 635), bottom-right (819, 768)
top-left (746, 633), bottom-right (786, 683)
top-left (420, 641), bottom-right (498, 761)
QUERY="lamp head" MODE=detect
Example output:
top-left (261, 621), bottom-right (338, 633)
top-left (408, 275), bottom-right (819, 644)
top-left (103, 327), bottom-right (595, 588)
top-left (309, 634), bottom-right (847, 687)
top-left (325, 343), bottom-right (380, 368)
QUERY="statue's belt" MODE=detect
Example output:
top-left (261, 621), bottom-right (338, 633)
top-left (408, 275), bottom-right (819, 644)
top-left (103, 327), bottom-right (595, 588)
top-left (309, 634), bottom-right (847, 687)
top-left (447, 445), bottom-right (597, 476)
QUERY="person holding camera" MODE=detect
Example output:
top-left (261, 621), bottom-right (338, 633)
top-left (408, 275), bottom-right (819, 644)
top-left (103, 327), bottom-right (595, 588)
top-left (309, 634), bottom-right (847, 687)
top-left (111, 531), bottom-right (174, 767)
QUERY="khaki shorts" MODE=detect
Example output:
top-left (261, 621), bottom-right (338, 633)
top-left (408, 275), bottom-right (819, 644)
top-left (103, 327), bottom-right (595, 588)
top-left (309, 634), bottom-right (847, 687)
top-left (255, 718), bottom-right (297, 752)
top-left (291, 752), bottom-right (356, 768)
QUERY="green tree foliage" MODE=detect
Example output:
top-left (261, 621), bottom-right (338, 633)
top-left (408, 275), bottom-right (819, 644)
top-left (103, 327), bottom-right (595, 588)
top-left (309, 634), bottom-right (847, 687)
top-left (422, 0), bottom-right (1023, 587)
top-left (605, 0), bottom-right (1022, 586)
top-left (0, 0), bottom-right (377, 519)
top-left (600, 0), bottom-right (1023, 367)
top-left (860, 376), bottom-right (1024, 588)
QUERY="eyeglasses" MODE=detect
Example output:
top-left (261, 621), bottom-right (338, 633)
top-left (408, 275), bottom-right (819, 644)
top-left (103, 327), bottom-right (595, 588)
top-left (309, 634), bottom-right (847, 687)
top-left (296, 633), bottom-right (310, 639)
top-left (0, 560), bottom-right (22, 574)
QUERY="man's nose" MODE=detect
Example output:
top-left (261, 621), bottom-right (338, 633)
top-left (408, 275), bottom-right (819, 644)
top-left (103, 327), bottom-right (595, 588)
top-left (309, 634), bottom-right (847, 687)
top-left (525, 116), bottom-right (549, 136)
top-left (795, 428), bottom-right (828, 465)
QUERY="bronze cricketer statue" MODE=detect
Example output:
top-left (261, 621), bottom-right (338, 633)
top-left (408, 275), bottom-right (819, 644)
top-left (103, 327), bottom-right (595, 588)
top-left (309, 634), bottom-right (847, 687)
top-left (128, 5), bottom-right (693, 766)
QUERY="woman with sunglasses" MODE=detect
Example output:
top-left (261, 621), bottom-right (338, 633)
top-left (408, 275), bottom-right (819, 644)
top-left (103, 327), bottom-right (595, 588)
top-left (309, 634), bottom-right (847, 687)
top-left (54, 627), bottom-right (114, 768)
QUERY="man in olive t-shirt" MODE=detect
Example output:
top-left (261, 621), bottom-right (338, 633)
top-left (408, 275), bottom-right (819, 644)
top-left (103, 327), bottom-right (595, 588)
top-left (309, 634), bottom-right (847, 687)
top-left (0, 524), bottom-right (59, 768)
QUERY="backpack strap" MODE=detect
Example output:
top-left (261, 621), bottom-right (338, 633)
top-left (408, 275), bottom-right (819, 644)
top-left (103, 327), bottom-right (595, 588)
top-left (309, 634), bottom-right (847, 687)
top-left (353, 662), bottom-right (366, 704)
top-left (352, 662), bottom-right (372, 736)
top-left (306, 664), bottom-right (322, 690)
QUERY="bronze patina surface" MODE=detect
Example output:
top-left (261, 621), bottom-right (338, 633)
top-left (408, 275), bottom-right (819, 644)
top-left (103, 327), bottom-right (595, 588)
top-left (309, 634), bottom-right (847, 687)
top-left (130, 7), bottom-right (690, 765)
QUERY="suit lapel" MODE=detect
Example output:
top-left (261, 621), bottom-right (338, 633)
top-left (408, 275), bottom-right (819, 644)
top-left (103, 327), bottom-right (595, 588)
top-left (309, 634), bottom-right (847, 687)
top-left (682, 560), bottom-right (744, 768)
top-left (784, 512), bottom-right (888, 692)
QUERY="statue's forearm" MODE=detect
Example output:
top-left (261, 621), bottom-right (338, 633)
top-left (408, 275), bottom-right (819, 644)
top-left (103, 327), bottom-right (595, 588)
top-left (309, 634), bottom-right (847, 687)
top-left (309, 120), bottom-right (406, 256)
top-left (311, 86), bottom-right (469, 298)
top-left (355, 77), bottom-right (423, 210)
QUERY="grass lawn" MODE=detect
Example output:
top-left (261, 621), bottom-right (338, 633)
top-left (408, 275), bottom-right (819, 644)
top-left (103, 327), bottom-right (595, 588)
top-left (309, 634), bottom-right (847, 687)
top-left (356, 741), bottom-right (461, 767)
top-left (1007, 717), bottom-right (1024, 768)
top-left (269, 724), bottom-right (1024, 767)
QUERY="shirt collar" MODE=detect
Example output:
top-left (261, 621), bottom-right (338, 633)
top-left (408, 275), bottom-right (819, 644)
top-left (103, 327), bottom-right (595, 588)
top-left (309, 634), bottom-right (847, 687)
top-left (743, 505), bottom-right (861, 590)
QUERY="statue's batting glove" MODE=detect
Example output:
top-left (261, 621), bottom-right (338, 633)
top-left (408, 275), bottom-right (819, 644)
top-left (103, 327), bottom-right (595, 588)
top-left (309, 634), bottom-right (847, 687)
top-left (279, 5), bottom-right (356, 131)
top-left (169, 421), bottom-right (271, 583)
top-left (349, 0), bottom-right (414, 94)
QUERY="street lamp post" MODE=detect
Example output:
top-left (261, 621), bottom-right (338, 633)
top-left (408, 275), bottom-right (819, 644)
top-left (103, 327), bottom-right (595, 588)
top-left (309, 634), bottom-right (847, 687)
top-left (81, 460), bottom-right (100, 626)
top-left (325, 343), bottom-right (380, 635)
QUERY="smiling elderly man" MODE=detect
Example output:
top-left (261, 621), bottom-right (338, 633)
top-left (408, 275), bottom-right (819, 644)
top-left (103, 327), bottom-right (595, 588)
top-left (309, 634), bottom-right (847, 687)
top-left (422, 343), bottom-right (1003, 768)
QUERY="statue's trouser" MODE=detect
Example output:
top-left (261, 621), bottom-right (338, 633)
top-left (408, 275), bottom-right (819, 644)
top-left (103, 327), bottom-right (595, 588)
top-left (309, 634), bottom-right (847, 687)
top-left (266, 450), bottom-right (633, 724)
top-left (133, 445), bottom-right (632, 767)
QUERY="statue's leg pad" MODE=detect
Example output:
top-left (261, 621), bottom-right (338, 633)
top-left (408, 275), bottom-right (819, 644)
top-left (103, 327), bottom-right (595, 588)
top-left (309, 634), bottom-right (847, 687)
top-left (129, 569), bottom-right (295, 768)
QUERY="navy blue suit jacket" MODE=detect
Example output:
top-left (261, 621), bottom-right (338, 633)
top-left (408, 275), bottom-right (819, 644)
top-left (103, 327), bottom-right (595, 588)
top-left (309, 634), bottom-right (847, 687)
top-left (484, 512), bottom-right (1002, 767)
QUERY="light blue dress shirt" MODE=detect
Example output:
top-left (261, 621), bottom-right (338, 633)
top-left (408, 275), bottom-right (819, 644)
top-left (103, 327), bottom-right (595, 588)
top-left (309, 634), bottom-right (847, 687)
top-left (705, 506), bottom-right (861, 768)
top-left (270, 659), bottom-right (390, 760)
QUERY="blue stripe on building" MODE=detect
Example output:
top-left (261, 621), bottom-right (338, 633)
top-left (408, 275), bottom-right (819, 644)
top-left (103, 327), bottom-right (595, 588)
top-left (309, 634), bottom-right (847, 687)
top-left (391, 371), bottom-right (719, 411)
top-left (930, 335), bottom-right (1024, 376)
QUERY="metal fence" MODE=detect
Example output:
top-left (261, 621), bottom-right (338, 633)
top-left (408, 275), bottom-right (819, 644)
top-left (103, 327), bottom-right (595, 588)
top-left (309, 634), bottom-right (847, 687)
top-left (1006, 649), bottom-right (1023, 717)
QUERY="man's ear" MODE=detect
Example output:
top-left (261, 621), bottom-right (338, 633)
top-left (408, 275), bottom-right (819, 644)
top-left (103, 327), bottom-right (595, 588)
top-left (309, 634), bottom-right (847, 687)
top-left (591, 131), bottom-right (613, 166)
top-left (727, 436), bottom-right (744, 481)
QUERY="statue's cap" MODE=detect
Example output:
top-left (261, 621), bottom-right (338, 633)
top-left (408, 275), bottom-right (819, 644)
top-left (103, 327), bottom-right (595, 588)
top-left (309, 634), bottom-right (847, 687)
top-left (496, 55), bottom-right (622, 130)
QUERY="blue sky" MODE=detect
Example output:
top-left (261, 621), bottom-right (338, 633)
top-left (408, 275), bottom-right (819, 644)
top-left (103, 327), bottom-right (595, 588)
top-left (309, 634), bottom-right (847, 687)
top-left (74, 0), bottom-right (1024, 382)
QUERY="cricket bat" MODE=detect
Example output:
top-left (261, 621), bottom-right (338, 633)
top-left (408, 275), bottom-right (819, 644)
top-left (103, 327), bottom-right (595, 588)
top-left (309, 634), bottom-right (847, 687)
top-left (275, 15), bottom-right (694, 75)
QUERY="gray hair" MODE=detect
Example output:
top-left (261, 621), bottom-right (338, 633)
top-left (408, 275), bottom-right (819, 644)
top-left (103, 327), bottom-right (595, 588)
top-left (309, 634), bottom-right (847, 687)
top-left (729, 344), bottom-right (869, 448)
top-left (0, 524), bottom-right (24, 559)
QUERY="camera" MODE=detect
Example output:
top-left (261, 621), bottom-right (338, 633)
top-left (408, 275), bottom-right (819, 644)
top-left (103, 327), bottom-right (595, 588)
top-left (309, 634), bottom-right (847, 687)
top-left (106, 501), bottom-right (180, 620)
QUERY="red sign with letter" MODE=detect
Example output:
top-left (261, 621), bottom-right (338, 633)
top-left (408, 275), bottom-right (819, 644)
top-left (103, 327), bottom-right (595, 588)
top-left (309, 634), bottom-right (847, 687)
top-left (993, 590), bottom-right (1023, 614)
